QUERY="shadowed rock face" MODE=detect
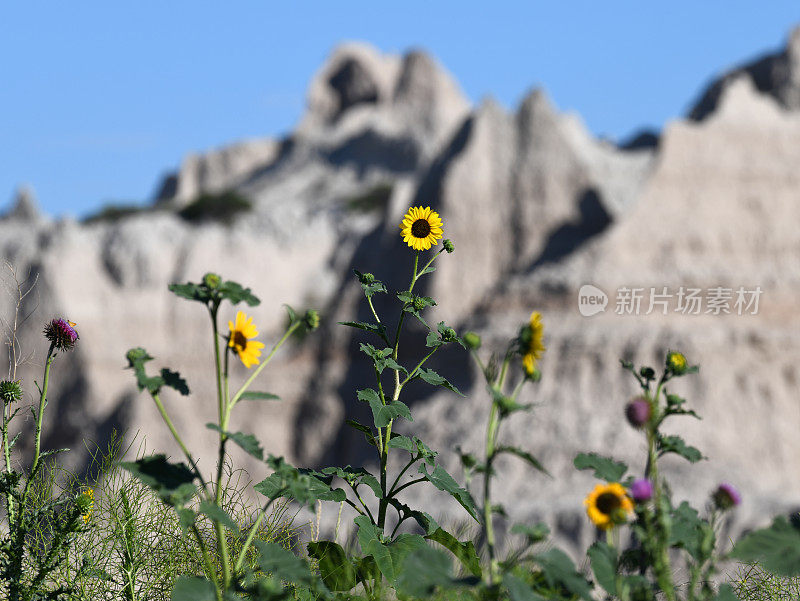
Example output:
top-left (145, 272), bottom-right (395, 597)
top-left (3, 33), bottom-right (800, 550)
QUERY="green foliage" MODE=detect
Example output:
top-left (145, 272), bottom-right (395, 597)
top-left (178, 190), bottom-right (253, 225)
top-left (82, 202), bottom-right (149, 224)
top-left (731, 516), bottom-right (800, 577)
top-left (573, 452), bottom-right (628, 482)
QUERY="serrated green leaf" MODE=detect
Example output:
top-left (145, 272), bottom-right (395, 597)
top-left (669, 501), bottom-right (704, 558)
top-left (496, 446), bottom-right (550, 476)
top-left (307, 541), bottom-right (357, 591)
top-left (219, 280), bottom-right (260, 306)
top-left (255, 458), bottom-right (346, 506)
top-left (418, 368), bottom-right (463, 396)
top-left (503, 574), bottom-right (548, 601)
top-left (363, 392), bottom-right (412, 428)
top-left (573, 452), bottom-right (628, 482)
top-left (206, 424), bottom-right (263, 461)
top-left (419, 464), bottom-right (478, 520)
top-left (587, 541), bottom-right (617, 595)
top-left (197, 501), bottom-right (239, 532)
top-left (239, 391), bottom-right (280, 401)
top-left (339, 321), bottom-right (387, 339)
top-left (171, 576), bottom-right (216, 601)
top-left (160, 369), bottom-right (190, 396)
top-left (254, 540), bottom-right (312, 586)
top-left (395, 546), bottom-right (455, 597)
top-left (119, 454), bottom-right (196, 507)
top-left (426, 527), bottom-right (482, 578)
top-left (657, 435), bottom-right (704, 463)
top-left (321, 466), bottom-right (383, 499)
top-left (731, 516), bottom-right (800, 577)
top-left (346, 419), bottom-right (377, 447)
top-left (535, 548), bottom-right (593, 601)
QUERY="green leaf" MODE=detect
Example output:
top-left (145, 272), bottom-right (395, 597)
top-left (219, 280), bottom-right (260, 306)
top-left (354, 270), bottom-right (387, 298)
top-left (168, 282), bottom-right (208, 303)
top-left (511, 522), bottom-right (550, 544)
top-left (197, 501), bottom-right (239, 533)
top-left (321, 466), bottom-right (383, 499)
top-left (418, 464), bottom-right (479, 520)
top-left (359, 344), bottom-right (407, 375)
top-left (119, 454), bottom-right (196, 507)
top-left (171, 576), bottom-right (216, 601)
top-left (425, 330), bottom-right (443, 348)
top-left (657, 434), bottom-right (704, 463)
top-left (426, 527), bottom-right (482, 578)
top-left (535, 548), bottom-right (593, 601)
top-left (239, 391), bottom-right (281, 401)
top-left (395, 546), bottom-right (456, 597)
top-left (573, 452), bottom-right (628, 482)
top-left (346, 419), bottom-right (377, 447)
top-left (160, 369), bottom-right (190, 396)
top-left (206, 424), bottom-right (263, 461)
top-left (307, 541), bottom-right (357, 591)
top-left (731, 516), bottom-right (800, 577)
top-left (254, 540), bottom-right (312, 586)
top-left (338, 321), bottom-right (387, 339)
top-left (255, 457), bottom-right (346, 506)
top-left (418, 368), bottom-right (463, 396)
top-left (358, 389), bottom-right (412, 428)
top-left (587, 541), bottom-right (617, 595)
top-left (496, 446), bottom-right (550, 476)
top-left (669, 501), bottom-right (704, 558)
top-left (503, 574), bottom-right (548, 601)
top-left (125, 348), bottom-right (164, 394)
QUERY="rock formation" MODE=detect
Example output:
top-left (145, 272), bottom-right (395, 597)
top-left (3, 32), bottom-right (800, 552)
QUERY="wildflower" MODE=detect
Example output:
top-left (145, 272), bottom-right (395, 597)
top-left (712, 483), bottom-right (741, 510)
top-left (625, 397), bottom-right (652, 429)
top-left (399, 206), bottom-right (444, 251)
top-left (443, 239), bottom-right (455, 253)
top-left (228, 311), bottom-right (266, 369)
top-left (584, 483), bottom-right (634, 530)
top-left (43, 318), bottom-right (79, 351)
top-left (519, 312), bottom-right (546, 377)
top-left (666, 351), bottom-right (688, 375)
top-left (630, 479), bottom-right (654, 503)
top-left (76, 488), bottom-right (94, 524)
top-left (463, 332), bottom-right (481, 350)
top-left (0, 380), bottom-right (23, 404)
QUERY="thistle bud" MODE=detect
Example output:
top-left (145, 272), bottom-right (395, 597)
top-left (712, 483), bottom-right (741, 511)
top-left (202, 272), bottom-right (222, 290)
top-left (303, 309), bottom-right (320, 331)
top-left (666, 351), bottom-right (688, 375)
top-left (630, 478), bottom-right (654, 503)
top-left (625, 397), bottom-right (652, 429)
top-left (0, 380), bottom-right (23, 404)
top-left (443, 239), bottom-right (455, 254)
top-left (43, 318), bottom-right (79, 351)
top-left (464, 332), bottom-right (482, 350)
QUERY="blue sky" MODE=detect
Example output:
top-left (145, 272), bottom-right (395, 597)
top-left (2, 2), bottom-right (799, 217)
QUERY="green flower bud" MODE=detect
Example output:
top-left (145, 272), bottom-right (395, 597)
top-left (202, 272), bottom-right (222, 290)
top-left (303, 309), bottom-right (320, 331)
top-left (443, 239), bottom-right (455, 253)
top-left (525, 367), bottom-right (542, 382)
top-left (440, 326), bottom-right (457, 342)
top-left (0, 380), bottom-right (23, 404)
top-left (610, 507), bottom-right (630, 526)
top-left (666, 351), bottom-right (688, 375)
top-left (464, 331), bottom-right (481, 350)
top-left (413, 297), bottom-right (426, 312)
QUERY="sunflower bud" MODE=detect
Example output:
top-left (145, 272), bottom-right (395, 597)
top-left (202, 272), bottom-right (222, 290)
top-left (464, 332), bottom-right (481, 350)
top-left (666, 351), bottom-right (688, 375)
top-left (712, 483), bottom-right (741, 511)
top-left (43, 318), bottom-right (79, 351)
top-left (625, 397), bottom-right (652, 429)
top-left (413, 297), bottom-right (426, 312)
top-left (0, 380), bottom-right (23, 404)
top-left (440, 326), bottom-right (458, 343)
top-left (610, 507), bottom-right (631, 526)
top-left (359, 272), bottom-right (375, 284)
top-left (303, 310), bottom-right (320, 331)
top-left (443, 239), bottom-right (455, 254)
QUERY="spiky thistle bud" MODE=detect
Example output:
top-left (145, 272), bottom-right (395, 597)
top-left (0, 380), bottom-right (23, 404)
top-left (44, 318), bottom-right (79, 351)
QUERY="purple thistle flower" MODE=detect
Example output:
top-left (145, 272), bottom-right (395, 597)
top-left (630, 478), bottom-right (654, 503)
top-left (625, 398), bottom-right (652, 429)
top-left (713, 483), bottom-right (741, 510)
top-left (43, 318), bottom-right (79, 351)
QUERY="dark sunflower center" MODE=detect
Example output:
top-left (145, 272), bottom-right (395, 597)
top-left (232, 331), bottom-right (248, 351)
top-left (596, 492), bottom-right (622, 515)
top-left (411, 218), bottom-right (431, 239)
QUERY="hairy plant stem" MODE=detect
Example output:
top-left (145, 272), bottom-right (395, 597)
top-left (483, 398), bottom-right (501, 586)
top-left (29, 344), bottom-right (54, 484)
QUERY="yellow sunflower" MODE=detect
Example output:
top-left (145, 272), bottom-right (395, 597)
top-left (520, 311), bottom-right (546, 376)
top-left (399, 206), bottom-right (444, 251)
top-left (228, 311), bottom-right (265, 369)
top-left (584, 483), bottom-right (634, 530)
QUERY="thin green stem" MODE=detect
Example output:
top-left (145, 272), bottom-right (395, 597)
top-left (229, 321), bottom-right (301, 406)
top-left (398, 346), bottom-right (439, 387)
top-left (388, 457), bottom-right (417, 497)
top-left (29, 345), bottom-right (54, 481)
top-left (483, 399), bottom-right (501, 586)
top-left (233, 496), bottom-right (277, 574)
top-left (348, 482), bottom-right (376, 524)
top-left (390, 476), bottom-right (426, 496)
